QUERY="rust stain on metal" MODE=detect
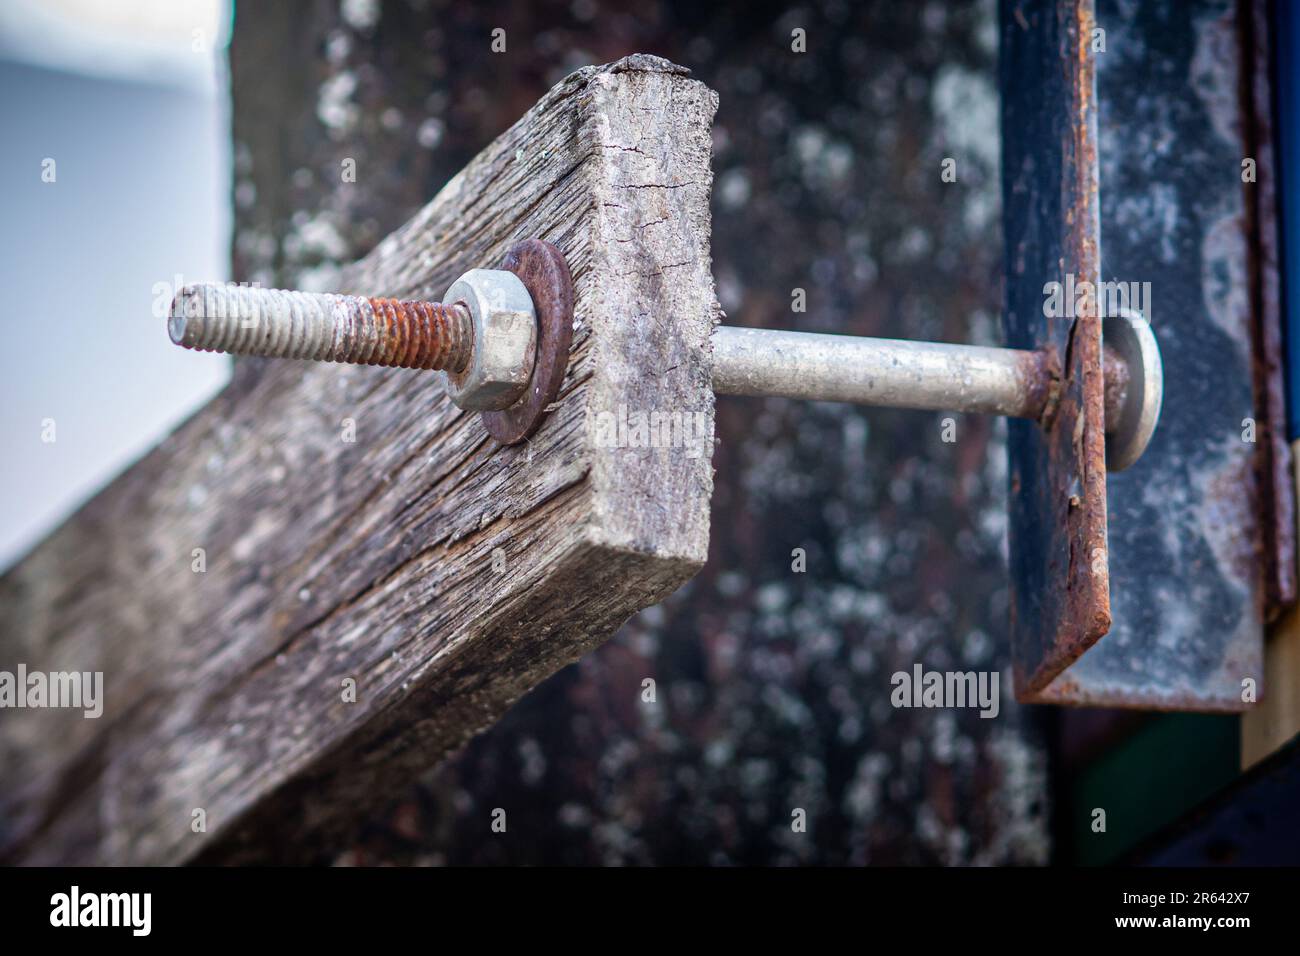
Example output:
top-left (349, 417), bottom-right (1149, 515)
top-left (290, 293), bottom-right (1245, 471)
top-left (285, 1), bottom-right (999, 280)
top-left (1238, 0), bottom-right (1296, 619)
top-left (1002, 0), bottom-right (1112, 701)
top-left (1063, 0), bottom-right (1111, 670)
top-left (364, 298), bottom-right (473, 371)
top-left (1206, 456), bottom-right (1270, 600)
top-left (1016, 347), bottom-right (1062, 426)
top-left (1014, 0), bottom-right (1110, 699)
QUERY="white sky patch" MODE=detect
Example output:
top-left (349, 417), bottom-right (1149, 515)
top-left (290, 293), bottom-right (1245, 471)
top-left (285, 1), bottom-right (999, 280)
top-left (0, 0), bottom-right (228, 93)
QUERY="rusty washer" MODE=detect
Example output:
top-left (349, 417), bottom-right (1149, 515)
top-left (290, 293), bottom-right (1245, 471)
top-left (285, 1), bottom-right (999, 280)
top-left (480, 239), bottom-right (575, 445)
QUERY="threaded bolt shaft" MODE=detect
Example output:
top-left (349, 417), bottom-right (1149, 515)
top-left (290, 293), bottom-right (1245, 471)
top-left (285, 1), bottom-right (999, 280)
top-left (168, 283), bottom-right (474, 372)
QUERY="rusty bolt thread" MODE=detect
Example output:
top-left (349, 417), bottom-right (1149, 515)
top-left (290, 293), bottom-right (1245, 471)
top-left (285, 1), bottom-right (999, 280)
top-left (168, 284), bottom-right (474, 372)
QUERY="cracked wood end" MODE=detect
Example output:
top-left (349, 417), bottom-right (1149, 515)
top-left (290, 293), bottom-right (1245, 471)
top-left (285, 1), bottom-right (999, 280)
top-left (0, 55), bottom-right (718, 864)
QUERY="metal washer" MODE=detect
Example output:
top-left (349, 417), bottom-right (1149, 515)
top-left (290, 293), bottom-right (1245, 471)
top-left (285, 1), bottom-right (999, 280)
top-left (480, 239), bottom-right (575, 444)
top-left (1103, 308), bottom-right (1163, 472)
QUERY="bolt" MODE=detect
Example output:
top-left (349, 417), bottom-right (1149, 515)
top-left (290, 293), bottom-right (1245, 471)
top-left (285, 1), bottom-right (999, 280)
top-left (711, 311), bottom-right (1163, 471)
top-left (165, 241), bottom-right (575, 441)
top-left (168, 285), bottom-right (475, 372)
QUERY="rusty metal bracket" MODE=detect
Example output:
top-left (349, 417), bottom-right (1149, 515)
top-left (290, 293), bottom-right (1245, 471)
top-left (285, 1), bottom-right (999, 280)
top-left (999, 0), bottom-right (1295, 711)
top-left (1000, 0), bottom-right (1112, 699)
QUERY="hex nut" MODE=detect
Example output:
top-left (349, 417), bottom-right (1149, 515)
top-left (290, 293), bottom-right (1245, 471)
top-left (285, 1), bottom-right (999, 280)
top-left (441, 269), bottom-right (537, 411)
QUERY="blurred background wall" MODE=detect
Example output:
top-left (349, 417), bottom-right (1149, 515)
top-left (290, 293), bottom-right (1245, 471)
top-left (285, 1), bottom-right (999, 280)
top-left (0, 0), bottom-right (231, 568)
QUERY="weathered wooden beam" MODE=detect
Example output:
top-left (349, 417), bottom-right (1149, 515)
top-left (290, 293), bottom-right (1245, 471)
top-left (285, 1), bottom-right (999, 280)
top-left (0, 55), bottom-right (718, 864)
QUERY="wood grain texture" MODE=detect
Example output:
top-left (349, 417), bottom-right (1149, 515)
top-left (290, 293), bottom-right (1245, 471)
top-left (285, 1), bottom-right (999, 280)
top-left (0, 54), bottom-right (718, 864)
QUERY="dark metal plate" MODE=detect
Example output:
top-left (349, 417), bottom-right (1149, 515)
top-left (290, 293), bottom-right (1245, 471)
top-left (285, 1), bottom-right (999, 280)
top-left (1001, 0), bottom-right (1112, 698)
top-left (481, 239), bottom-right (575, 444)
top-left (1007, 0), bottom-right (1293, 710)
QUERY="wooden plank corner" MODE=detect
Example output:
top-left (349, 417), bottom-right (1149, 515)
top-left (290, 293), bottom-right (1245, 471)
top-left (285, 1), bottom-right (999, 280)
top-left (0, 55), bottom-right (719, 864)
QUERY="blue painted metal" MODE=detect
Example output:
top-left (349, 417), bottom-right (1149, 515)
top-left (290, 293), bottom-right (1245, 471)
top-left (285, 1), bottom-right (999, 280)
top-left (1005, 0), bottom-right (1294, 709)
top-left (1279, 0), bottom-right (1300, 440)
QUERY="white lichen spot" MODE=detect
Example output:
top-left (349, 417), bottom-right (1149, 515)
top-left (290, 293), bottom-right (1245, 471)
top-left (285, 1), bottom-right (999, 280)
top-left (340, 0), bottom-right (379, 31)
top-left (324, 29), bottom-right (352, 65)
top-left (233, 141), bottom-right (253, 175)
top-left (717, 168), bottom-right (751, 209)
top-left (930, 65), bottom-right (998, 173)
top-left (417, 117), bottom-right (445, 149)
top-left (234, 180), bottom-right (256, 210)
top-left (235, 229), bottom-right (278, 266)
top-left (284, 216), bottom-right (349, 262)
top-left (792, 126), bottom-right (853, 189)
top-left (519, 737), bottom-right (547, 785)
top-left (843, 752), bottom-right (891, 817)
top-left (976, 726), bottom-right (1049, 865)
top-left (317, 71), bottom-right (359, 134)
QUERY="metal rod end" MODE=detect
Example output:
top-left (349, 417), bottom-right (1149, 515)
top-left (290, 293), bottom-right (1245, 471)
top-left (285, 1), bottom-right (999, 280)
top-left (1103, 309), bottom-right (1163, 472)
